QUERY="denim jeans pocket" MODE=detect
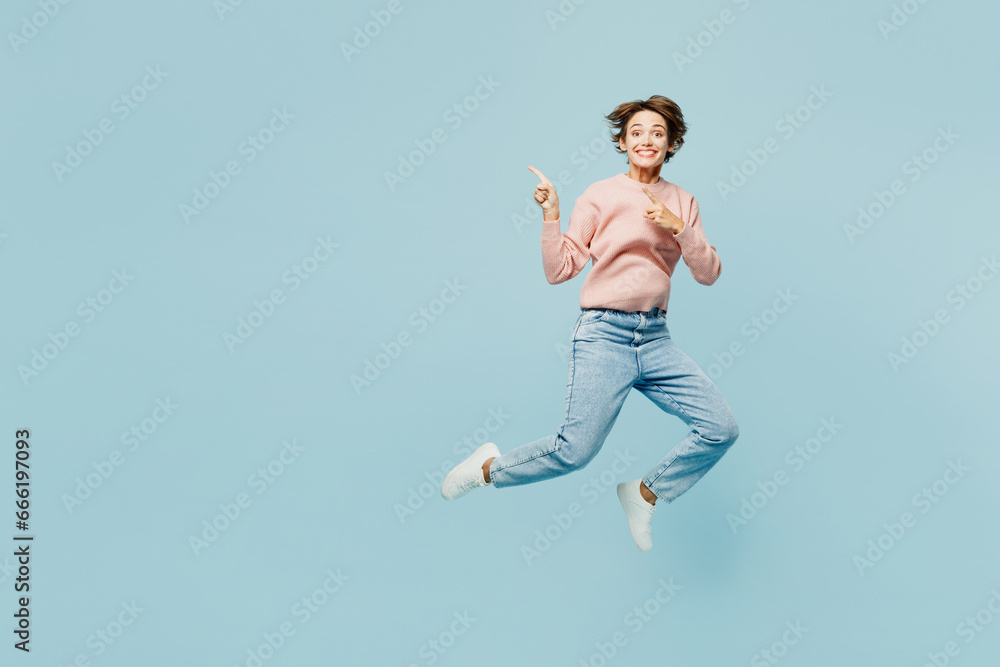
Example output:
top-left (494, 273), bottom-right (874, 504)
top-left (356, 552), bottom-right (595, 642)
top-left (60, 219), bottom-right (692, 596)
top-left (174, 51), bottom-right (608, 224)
top-left (579, 309), bottom-right (607, 325)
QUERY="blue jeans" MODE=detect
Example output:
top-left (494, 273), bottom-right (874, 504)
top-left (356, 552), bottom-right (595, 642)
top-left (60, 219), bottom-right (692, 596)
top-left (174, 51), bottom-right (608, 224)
top-left (489, 307), bottom-right (739, 503)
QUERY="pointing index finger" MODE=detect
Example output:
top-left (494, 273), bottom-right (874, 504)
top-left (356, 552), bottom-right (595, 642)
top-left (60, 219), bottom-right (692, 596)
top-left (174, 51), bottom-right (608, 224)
top-left (528, 165), bottom-right (551, 184)
top-left (641, 185), bottom-right (660, 203)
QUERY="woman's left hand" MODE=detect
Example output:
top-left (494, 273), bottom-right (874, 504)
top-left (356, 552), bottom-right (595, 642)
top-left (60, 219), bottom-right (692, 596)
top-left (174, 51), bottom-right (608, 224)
top-left (642, 186), bottom-right (685, 234)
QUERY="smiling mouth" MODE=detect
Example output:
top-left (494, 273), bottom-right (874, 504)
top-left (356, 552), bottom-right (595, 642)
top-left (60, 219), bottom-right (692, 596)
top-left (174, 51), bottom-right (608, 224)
top-left (636, 149), bottom-right (656, 157)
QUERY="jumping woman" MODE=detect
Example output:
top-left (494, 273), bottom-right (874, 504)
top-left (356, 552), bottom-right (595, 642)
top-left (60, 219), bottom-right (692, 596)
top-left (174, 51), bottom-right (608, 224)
top-left (441, 95), bottom-right (739, 552)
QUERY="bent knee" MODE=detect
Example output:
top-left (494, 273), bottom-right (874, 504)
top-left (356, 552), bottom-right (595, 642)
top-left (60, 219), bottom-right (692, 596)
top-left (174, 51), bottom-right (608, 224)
top-left (553, 438), bottom-right (601, 472)
top-left (726, 420), bottom-right (740, 445)
top-left (705, 415), bottom-right (739, 447)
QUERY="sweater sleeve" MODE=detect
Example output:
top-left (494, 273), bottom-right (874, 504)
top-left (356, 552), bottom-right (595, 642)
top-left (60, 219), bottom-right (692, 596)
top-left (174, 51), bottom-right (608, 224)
top-left (539, 193), bottom-right (599, 285)
top-left (672, 197), bottom-right (722, 286)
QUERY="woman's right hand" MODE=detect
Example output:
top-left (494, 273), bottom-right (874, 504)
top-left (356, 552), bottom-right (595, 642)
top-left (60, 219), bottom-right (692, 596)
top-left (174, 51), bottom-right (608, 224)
top-left (528, 165), bottom-right (560, 221)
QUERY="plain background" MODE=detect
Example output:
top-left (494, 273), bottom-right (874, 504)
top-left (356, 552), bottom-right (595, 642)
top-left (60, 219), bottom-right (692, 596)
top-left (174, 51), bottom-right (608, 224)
top-left (2, 0), bottom-right (999, 665)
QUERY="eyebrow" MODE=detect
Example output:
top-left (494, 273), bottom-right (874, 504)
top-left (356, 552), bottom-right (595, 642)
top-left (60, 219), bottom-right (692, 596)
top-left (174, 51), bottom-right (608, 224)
top-left (628, 123), bottom-right (665, 130)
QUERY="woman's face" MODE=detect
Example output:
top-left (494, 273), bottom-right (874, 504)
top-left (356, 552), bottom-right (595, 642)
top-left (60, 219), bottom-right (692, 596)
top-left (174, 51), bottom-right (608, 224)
top-left (618, 110), bottom-right (673, 167)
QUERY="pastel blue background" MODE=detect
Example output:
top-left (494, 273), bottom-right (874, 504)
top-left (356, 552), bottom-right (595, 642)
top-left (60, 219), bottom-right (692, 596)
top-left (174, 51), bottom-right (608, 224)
top-left (2, 0), bottom-right (999, 665)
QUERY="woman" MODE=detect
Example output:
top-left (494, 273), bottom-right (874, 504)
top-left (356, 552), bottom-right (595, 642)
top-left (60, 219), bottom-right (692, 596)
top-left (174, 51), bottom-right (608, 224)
top-left (441, 95), bottom-right (739, 553)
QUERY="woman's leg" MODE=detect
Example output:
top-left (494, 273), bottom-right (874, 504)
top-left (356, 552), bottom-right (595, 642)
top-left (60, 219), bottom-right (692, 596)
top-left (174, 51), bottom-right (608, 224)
top-left (488, 311), bottom-right (637, 488)
top-left (632, 328), bottom-right (739, 504)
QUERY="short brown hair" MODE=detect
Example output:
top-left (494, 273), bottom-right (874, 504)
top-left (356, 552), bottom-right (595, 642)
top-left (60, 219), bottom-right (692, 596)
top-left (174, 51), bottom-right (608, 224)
top-left (605, 95), bottom-right (687, 165)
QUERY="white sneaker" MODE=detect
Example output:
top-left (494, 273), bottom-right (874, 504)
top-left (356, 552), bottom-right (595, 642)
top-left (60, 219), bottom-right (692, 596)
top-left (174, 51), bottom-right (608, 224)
top-left (441, 442), bottom-right (500, 500)
top-left (617, 479), bottom-right (656, 552)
